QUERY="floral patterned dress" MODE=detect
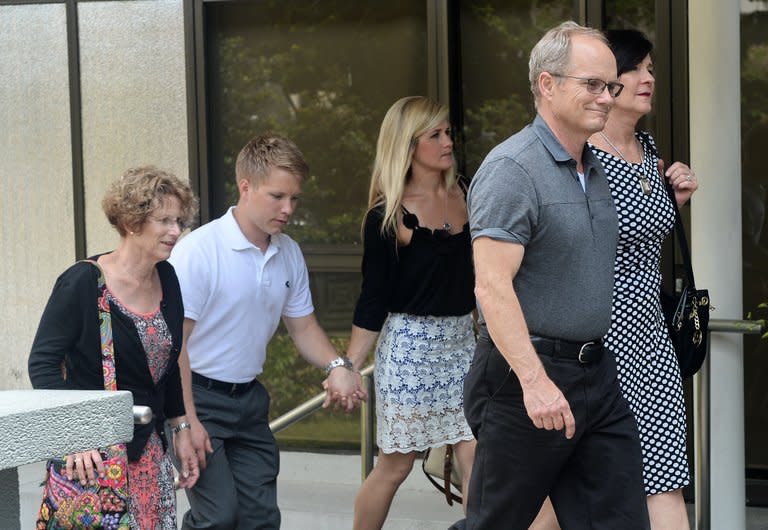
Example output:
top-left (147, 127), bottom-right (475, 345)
top-left (107, 291), bottom-right (177, 530)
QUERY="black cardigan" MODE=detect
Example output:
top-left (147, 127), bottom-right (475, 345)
top-left (28, 258), bottom-right (185, 461)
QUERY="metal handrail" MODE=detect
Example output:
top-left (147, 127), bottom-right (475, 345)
top-left (695, 318), bottom-right (766, 530)
top-left (266, 316), bottom-right (768, 504)
top-left (707, 319), bottom-right (764, 334)
top-left (268, 364), bottom-right (375, 434)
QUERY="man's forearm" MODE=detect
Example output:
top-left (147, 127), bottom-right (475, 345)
top-left (178, 348), bottom-right (198, 421)
top-left (179, 318), bottom-right (199, 420)
top-left (478, 282), bottom-right (544, 385)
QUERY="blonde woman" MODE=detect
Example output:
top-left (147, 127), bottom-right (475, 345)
top-left (347, 96), bottom-right (476, 530)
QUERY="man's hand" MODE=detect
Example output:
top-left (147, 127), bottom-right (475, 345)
top-left (189, 417), bottom-right (213, 470)
top-left (520, 368), bottom-right (576, 439)
top-left (173, 428), bottom-right (200, 489)
top-left (322, 368), bottom-right (368, 412)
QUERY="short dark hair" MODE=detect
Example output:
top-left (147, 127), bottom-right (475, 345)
top-left (605, 29), bottom-right (653, 76)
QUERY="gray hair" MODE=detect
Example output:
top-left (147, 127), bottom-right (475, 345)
top-left (529, 21), bottom-right (607, 105)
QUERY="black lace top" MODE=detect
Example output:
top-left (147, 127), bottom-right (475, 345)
top-left (352, 205), bottom-right (475, 331)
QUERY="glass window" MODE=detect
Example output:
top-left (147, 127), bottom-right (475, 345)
top-left (741, 2), bottom-right (768, 488)
top-left (204, 1), bottom-right (429, 447)
top-left (458, 0), bottom-right (576, 178)
top-left (205, 1), bottom-right (428, 245)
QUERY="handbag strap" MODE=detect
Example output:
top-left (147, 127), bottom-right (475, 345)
top-left (442, 445), bottom-right (455, 505)
top-left (80, 260), bottom-right (117, 391)
top-left (664, 177), bottom-right (697, 291)
top-left (422, 447), bottom-right (463, 505)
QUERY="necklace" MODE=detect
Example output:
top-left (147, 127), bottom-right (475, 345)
top-left (442, 188), bottom-right (452, 231)
top-left (600, 132), bottom-right (652, 196)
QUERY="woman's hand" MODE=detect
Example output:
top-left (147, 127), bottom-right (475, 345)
top-left (172, 426), bottom-right (200, 489)
top-left (65, 449), bottom-right (104, 485)
top-left (660, 159), bottom-right (699, 206)
top-left (322, 368), bottom-right (368, 412)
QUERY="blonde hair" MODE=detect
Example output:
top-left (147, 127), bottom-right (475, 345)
top-left (529, 21), bottom-right (607, 107)
top-left (102, 166), bottom-right (198, 237)
top-left (235, 133), bottom-right (309, 185)
top-left (367, 96), bottom-right (455, 237)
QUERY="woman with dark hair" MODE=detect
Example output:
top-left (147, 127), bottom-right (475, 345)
top-left (587, 28), bottom-right (699, 528)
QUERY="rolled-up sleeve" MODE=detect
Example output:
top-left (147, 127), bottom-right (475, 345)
top-left (468, 157), bottom-right (538, 247)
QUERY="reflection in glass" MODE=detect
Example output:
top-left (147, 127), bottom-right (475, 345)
top-left (205, 2), bottom-right (428, 245)
top-left (604, 1), bottom-right (656, 134)
top-left (459, 0), bottom-right (575, 178)
top-left (604, 0), bottom-right (655, 38)
top-left (741, 5), bottom-right (768, 484)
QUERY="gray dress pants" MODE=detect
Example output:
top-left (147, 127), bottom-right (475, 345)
top-left (180, 378), bottom-right (280, 530)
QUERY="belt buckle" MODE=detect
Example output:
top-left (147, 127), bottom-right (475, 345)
top-left (578, 341), bottom-right (595, 363)
top-left (230, 383), bottom-right (239, 394)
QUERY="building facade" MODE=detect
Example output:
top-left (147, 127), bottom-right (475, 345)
top-left (2, 0), bottom-right (766, 522)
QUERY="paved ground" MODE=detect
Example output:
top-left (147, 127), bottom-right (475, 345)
top-left (15, 452), bottom-right (768, 529)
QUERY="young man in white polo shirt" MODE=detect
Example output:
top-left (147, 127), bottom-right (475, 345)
top-left (170, 133), bottom-right (365, 529)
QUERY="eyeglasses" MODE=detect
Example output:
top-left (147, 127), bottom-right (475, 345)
top-left (550, 74), bottom-right (624, 98)
top-left (149, 216), bottom-right (188, 230)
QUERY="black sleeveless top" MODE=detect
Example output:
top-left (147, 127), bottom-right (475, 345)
top-left (352, 205), bottom-right (475, 331)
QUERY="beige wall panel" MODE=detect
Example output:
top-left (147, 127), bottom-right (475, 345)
top-left (0, 5), bottom-right (74, 389)
top-left (78, 0), bottom-right (188, 255)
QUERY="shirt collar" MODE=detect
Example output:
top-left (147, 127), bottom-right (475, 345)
top-left (531, 114), bottom-right (602, 175)
top-left (221, 206), bottom-right (282, 253)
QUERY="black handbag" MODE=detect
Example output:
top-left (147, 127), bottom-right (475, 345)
top-left (661, 183), bottom-right (712, 379)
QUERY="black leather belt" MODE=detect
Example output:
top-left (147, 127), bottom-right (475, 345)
top-left (192, 372), bottom-right (257, 395)
top-left (530, 336), bottom-right (604, 364)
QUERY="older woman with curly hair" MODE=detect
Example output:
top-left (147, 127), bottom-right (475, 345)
top-left (30, 166), bottom-right (200, 529)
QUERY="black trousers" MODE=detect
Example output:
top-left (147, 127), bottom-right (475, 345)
top-left (463, 335), bottom-right (650, 530)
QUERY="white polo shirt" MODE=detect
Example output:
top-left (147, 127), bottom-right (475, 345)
top-left (169, 207), bottom-right (314, 382)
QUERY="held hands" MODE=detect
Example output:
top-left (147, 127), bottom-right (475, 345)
top-left (520, 367), bottom-right (576, 439)
top-left (188, 417), bottom-right (213, 471)
top-left (172, 426), bottom-right (200, 489)
top-left (659, 159), bottom-right (699, 206)
top-left (322, 366), bottom-right (368, 412)
top-left (65, 449), bottom-right (104, 485)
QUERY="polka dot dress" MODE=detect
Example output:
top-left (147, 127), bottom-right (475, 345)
top-left (591, 131), bottom-right (690, 495)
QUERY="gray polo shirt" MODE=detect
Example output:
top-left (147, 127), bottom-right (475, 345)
top-left (468, 114), bottom-right (618, 341)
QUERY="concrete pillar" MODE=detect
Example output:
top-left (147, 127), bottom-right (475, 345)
top-left (688, 2), bottom-right (744, 529)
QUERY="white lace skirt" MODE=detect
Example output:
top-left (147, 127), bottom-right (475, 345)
top-left (375, 313), bottom-right (476, 454)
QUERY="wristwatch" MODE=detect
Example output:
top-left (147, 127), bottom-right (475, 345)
top-left (324, 356), bottom-right (354, 375)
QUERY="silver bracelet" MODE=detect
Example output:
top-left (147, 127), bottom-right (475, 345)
top-left (324, 356), bottom-right (354, 375)
top-left (172, 421), bottom-right (191, 435)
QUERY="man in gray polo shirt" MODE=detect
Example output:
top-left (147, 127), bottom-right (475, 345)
top-left (462, 22), bottom-right (649, 529)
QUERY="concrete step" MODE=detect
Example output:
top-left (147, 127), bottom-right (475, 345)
top-left (275, 451), bottom-right (464, 530)
top-left (16, 451), bottom-right (464, 529)
top-left (15, 451), bottom-right (768, 529)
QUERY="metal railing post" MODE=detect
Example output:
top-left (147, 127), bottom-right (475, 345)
top-left (361, 371), bottom-right (375, 481)
top-left (694, 345), bottom-right (710, 530)
top-left (693, 319), bottom-right (764, 530)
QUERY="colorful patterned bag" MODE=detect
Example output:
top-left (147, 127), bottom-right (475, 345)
top-left (37, 261), bottom-right (133, 529)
